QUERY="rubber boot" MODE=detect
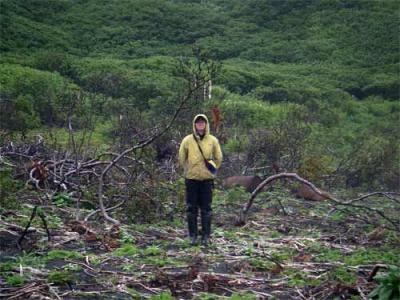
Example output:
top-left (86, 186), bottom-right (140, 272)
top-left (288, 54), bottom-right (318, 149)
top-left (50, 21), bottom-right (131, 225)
top-left (201, 212), bottom-right (212, 246)
top-left (187, 212), bottom-right (198, 245)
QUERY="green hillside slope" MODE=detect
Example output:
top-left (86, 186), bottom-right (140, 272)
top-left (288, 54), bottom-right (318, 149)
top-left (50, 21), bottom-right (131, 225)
top-left (0, 0), bottom-right (399, 189)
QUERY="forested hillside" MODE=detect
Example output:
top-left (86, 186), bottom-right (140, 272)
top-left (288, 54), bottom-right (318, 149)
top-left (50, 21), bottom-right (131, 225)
top-left (0, 0), bottom-right (399, 299)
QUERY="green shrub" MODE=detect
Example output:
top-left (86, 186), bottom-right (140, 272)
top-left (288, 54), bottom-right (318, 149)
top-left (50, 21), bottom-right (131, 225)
top-left (0, 63), bottom-right (79, 127)
top-left (47, 270), bottom-right (74, 285)
top-left (369, 266), bottom-right (400, 300)
top-left (5, 275), bottom-right (25, 286)
top-left (143, 246), bottom-right (163, 256)
top-left (0, 167), bottom-right (23, 210)
top-left (34, 51), bottom-right (77, 78)
top-left (0, 93), bottom-right (40, 134)
top-left (330, 266), bottom-right (357, 285)
top-left (224, 136), bottom-right (249, 154)
top-left (52, 193), bottom-right (72, 207)
top-left (230, 293), bottom-right (257, 300)
top-left (113, 244), bottom-right (140, 257)
top-left (46, 250), bottom-right (83, 261)
top-left (150, 293), bottom-right (174, 300)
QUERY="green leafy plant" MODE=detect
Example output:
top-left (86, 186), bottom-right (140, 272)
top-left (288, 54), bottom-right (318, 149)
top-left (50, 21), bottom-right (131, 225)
top-left (315, 248), bottom-right (343, 263)
top-left (46, 250), bottom-right (83, 261)
top-left (195, 293), bottom-right (221, 300)
top-left (230, 293), bottom-right (257, 300)
top-left (113, 244), bottom-right (140, 257)
top-left (52, 193), bottom-right (71, 207)
top-left (223, 230), bottom-right (240, 242)
top-left (63, 263), bottom-right (82, 272)
top-left (0, 167), bottom-right (23, 210)
top-left (122, 264), bottom-right (136, 272)
top-left (329, 210), bottom-right (348, 222)
top-left (248, 257), bottom-right (274, 271)
top-left (0, 262), bottom-right (14, 272)
top-left (369, 266), bottom-right (400, 300)
top-left (14, 252), bottom-right (44, 268)
top-left (120, 227), bottom-right (135, 244)
top-left (45, 214), bottom-right (64, 229)
top-left (344, 249), bottom-right (400, 266)
top-left (330, 266), bottom-right (357, 285)
top-left (285, 268), bottom-right (322, 287)
top-left (225, 187), bottom-right (249, 205)
top-left (150, 292), bottom-right (174, 300)
top-left (270, 248), bottom-right (296, 263)
top-left (143, 245), bottom-right (163, 256)
top-left (144, 257), bottom-right (175, 267)
top-left (269, 230), bottom-right (281, 238)
top-left (47, 270), bottom-right (74, 285)
top-left (6, 275), bottom-right (25, 286)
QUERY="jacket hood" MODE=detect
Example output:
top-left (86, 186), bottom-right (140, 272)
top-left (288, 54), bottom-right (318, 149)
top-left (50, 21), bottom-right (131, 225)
top-left (192, 114), bottom-right (210, 137)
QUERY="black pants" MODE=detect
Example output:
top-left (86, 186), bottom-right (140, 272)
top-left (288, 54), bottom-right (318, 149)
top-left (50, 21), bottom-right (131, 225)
top-left (185, 179), bottom-right (213, 237)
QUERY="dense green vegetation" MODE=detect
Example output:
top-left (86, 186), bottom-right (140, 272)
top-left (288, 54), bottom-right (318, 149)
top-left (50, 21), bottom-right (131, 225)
top-left (1, 0), bottom-right (398, 189)
top-left (1, 0), bottom-right (398, 190)
top-left (1, 2), bottom-right (399, 298)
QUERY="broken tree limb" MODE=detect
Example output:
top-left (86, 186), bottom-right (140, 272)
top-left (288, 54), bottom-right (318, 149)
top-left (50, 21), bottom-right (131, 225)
top-left (96, 97), bottom-right (189, 224)
top-left (238, 173), bottom-right (399, 230)
top-left (367, 264), bottom-right (388, 282)
top-left (239, 173), bottom-right (325, 223)
top-left (345, 191), bottom-right (400, 205)
top-left (37, 208), bottom-right (51, 242)
top-left (17, 205), bottom-right (51, 250)
top-left (84, 198), bottom-right (127, 222)
top-left (17, 205), bottom-right (38, 250)
top-left (327, 193), bottom-right (400, 231)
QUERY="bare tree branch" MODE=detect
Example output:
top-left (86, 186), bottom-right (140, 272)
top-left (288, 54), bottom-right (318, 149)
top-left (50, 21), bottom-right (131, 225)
top-left (242, 172), bottom-right (323, 216)
top-left (84, 198), bottom-right (127, 222)
top-left (239, 172), bottom-right (400, 231)
top-left (93, 59), bottom-right (216, 223)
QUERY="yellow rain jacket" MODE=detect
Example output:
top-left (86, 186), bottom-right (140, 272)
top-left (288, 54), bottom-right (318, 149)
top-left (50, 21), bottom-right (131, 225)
top-left (179, 114), bottom-right (223, 180)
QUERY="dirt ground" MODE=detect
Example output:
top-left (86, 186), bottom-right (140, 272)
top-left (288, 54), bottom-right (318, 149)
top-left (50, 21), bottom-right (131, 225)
top-left (1, 191), bottom-right (399, 299)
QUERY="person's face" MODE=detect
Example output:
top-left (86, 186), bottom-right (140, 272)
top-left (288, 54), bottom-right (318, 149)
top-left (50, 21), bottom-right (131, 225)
top-left (195, 120), bottom-right (206, 132)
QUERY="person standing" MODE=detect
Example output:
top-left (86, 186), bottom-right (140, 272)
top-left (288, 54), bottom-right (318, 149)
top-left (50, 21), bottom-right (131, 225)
top-left (178, 114), bottom-right (223, 246)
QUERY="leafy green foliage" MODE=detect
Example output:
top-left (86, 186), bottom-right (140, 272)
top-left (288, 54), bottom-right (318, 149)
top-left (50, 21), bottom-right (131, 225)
top-left (150, 293), bottom-right (174, 300)
top-left (5, 275), bottom-right (25, 286)
top-left (1, 263), bottom-right (25, 287)
top-left (47, 270), bottom-right (74, 285)
top-left (344, 249), bottom-right (400, 266)
top-left (282, 266), bottom-right (323, 287)
top-left (143, 245), bottom-right (163, 256)
top-left (46, 250), bottom-right (83, 261)
top-left (229, 293), bottom-right (257, 300)
top-left (369, 266), bottom-right (400, 300)
top-left (0, 0), bottom-right (398, 188)
top-left (34, 51), bottom-right (77, 78)
top-left (0, 63), bottom-right (79, 127)
top-left (51, 193), bottom-right (71, 207)
top-left (0, 167), bottom-right (23, 210)
top-left (330, 266), bottom-right (357, 285)
top-left (0, 93), bottom-right (40, 135)
top-left (248, 257), bottom-right (274, 271)
top-left (113, 244), bottom-right (140, 257)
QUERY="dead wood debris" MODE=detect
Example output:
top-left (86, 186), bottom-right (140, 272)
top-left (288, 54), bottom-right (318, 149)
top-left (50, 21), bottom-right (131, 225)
top-left (1, 147), bottom-right (399, 299)
top-left (239, 172), bottom-right (400, 232)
